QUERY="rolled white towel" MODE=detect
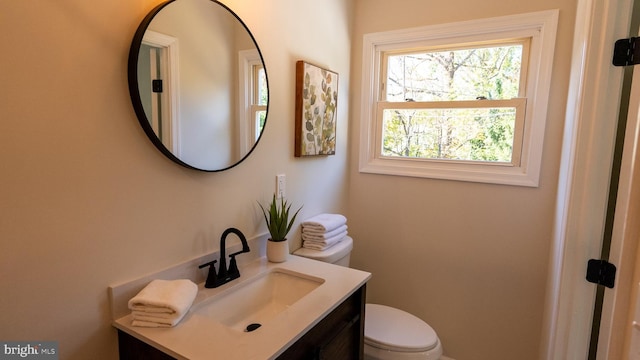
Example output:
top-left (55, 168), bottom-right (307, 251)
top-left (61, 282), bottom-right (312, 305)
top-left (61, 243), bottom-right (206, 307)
top-left (302, 213), bottom-right (347, 233)
top-left (128, 279), bottom-right (198, 327)
top-left (303, 230), bottom-right (348, 250)
top-left (302, 224), bottom-right (348, 240)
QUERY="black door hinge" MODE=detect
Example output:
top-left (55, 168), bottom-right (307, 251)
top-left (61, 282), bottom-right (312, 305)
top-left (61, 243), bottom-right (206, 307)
top-left (586, 259), bottom-right (616, 288)
top-left (613, 37), bottom-right (640, 66)
top-left (152, 79), bottom-right (163, 93)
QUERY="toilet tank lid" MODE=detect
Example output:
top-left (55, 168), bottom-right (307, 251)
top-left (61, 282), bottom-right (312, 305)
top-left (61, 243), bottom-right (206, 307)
top-left (364, 304), bottom-right (439, 352)
top-left (293, 236), bottom-right (353, 263)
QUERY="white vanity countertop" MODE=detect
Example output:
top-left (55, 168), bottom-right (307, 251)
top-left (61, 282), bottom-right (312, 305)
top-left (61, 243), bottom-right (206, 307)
top-left (112, 255), bottom-right (371, 360)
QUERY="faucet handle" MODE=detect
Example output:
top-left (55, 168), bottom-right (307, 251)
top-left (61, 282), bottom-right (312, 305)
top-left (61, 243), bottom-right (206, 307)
top-left (227, 255), bottom-right (240, 277)
top-left (198, 259), bottom-right (217, 269)
top-left (227, 249), bottom-right (247, 275)
top-left (198, 260), bottom-right (219, 289)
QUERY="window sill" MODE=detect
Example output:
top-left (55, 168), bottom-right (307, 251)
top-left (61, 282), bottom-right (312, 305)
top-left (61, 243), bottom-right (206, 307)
top-left (359, 157), bottom-right (540, 187)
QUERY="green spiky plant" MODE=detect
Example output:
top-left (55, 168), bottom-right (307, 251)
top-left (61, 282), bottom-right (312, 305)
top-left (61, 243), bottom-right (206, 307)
top-left (258, 194), bottom-right (302, 242)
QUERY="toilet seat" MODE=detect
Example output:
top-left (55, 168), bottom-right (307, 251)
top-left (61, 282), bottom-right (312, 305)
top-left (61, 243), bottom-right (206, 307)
top-left (365, 304), bottom-right (439, 352)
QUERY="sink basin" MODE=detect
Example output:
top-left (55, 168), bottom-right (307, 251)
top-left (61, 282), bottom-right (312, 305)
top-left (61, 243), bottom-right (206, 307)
top-left (194, 268), bottom-right (324, 332)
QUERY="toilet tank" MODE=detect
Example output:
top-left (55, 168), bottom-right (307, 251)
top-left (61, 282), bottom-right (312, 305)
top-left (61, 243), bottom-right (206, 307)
top-left (293, 236), bottom-right (353, 267)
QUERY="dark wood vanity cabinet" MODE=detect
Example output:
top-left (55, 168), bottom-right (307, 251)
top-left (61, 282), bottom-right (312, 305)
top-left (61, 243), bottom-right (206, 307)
top-left (277, 285), bottom-right (366, 360)
top-left (118, 332), bottom-right (174, 360)
top-left (118, 284), bottom-right (366, 360)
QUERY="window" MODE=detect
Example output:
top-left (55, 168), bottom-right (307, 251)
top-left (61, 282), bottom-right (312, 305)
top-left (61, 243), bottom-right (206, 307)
top-left (239, 49), bottom-right (268, 153)
top-left (359, 10), bottom-right (559, 186)
top-left (252, 64), bottom-right (268, 139)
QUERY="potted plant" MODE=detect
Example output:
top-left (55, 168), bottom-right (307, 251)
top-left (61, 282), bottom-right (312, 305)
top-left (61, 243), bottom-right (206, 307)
top-left (258, 194), bottom-right (302, 262)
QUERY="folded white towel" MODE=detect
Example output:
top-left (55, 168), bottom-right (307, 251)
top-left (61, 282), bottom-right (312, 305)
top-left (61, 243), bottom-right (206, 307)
top-left (131, 319), bottom-right (172, 328)
top-left (128, 279), bottom-right (198, 328)
top-left (131, 310), bottom-right (177, 319)
top-left (303, 235), bottom-right (347, 251)
top-left (131, 313), bottom-right (177, 327)
top-left (302, 224), bottom-right (348, 239)
top-left (303, 231), bottom-right (348, 250)
top-left (302, 213), bottom-right (347, 233)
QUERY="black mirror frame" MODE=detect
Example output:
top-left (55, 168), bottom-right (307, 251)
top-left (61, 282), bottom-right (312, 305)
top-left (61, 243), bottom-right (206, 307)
top-left (127, 0), bottom-right (269, 172)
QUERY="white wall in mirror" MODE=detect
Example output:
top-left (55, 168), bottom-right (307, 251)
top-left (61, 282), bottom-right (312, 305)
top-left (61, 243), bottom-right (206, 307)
top-left (147, 0), bottom-right (258, 170)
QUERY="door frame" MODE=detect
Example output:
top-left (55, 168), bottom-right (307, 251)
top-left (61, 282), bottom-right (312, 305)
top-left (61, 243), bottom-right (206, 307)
top-left (542, 0), bottom-right (634, 358)
top-left (598, 43), bottom-right (640, 358)
top-left (142, 30), bottom-right (181, 155)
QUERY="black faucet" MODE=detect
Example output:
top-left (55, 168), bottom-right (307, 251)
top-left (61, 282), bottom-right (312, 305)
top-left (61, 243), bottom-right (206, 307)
top-left (198, 227), bottom-right (251, 288)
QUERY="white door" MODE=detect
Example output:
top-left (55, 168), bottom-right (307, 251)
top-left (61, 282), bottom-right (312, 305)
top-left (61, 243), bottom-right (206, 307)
top-left (597, 32), bottom-right (640, 359)
top-left (142, 43), bottom-right (173, 150)
top-left (542, 0), bottom-right (636, 359)
top-left (141, 31), bottom-right (180, 156)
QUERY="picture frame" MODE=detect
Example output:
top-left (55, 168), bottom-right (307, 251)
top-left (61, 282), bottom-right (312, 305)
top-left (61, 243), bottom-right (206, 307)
top-left (294, 61), bottom-right (339, 157)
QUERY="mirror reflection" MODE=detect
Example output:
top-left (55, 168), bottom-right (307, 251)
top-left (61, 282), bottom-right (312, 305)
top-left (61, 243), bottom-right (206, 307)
top-left (129, 0), bottom-right (268, 171)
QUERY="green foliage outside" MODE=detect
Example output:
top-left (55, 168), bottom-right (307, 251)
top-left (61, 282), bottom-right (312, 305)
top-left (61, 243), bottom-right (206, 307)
top-left (382, 44), bottom-right (523, 162)
top-left (257, 67), bottom-right (268, 135)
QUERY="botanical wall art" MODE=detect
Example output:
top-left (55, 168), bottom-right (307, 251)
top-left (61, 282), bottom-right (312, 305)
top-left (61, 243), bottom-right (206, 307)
top-left (294, 61), bottom-right (338, 157)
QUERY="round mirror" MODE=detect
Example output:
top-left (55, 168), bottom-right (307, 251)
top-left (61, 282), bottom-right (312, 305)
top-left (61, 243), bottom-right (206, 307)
top-left (128, 0), bottom-right (269, 171)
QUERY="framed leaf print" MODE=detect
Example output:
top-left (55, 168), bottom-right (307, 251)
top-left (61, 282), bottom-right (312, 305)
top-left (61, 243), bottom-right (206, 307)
top-left (294, 61), bottom-right (338, 157)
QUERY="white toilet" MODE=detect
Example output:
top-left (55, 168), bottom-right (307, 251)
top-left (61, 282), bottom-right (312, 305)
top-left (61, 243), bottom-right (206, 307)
top-left (294, 236), bottom-right (443, 360)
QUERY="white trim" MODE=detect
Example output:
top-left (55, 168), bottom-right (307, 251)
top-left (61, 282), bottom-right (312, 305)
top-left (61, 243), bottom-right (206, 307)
top-left (238, 49), bottom-right (262, 155)
top-left (601, 49), bottom-right (640, 359)
top-left (599, 15), bottom-right (640, 360)
top-left (359, 10), bottom-right (559, 187)
top-left (142, 30), bottom-right (181, 156)
top-left (541, 0), bottom-right (632, 358)
top-left (375, 98), bottom-right (527, 163)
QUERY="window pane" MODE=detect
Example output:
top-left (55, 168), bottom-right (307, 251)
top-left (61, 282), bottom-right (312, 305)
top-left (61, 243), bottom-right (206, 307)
top-left (386, 45), bottom-right (523, 102)
top-left (381, 107), bottom-right (516, 162)
top-left (256, 67), bottom-right (268, 106)
top-left (255, 110), bottom-right (266, 139)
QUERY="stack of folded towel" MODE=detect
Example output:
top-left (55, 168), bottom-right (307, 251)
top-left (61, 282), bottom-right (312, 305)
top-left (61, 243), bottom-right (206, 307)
top-left (301, 213), bottom-right (348, 251)
top-left (127, 279), bottom-right (198, 328)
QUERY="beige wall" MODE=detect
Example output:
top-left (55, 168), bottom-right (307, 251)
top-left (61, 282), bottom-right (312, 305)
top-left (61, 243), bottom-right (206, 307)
top-left (348, 0), bottom-right (576, 359)
top-left (1, 0), bottom-right (581, 358)
top-left (0, 0), bottom-right (352, 359)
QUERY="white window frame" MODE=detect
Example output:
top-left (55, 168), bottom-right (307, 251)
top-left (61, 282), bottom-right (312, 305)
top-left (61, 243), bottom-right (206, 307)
top-left (238, 49), bottom-right (266, 155)
top-left (359, 10), bottom-right (559, 187)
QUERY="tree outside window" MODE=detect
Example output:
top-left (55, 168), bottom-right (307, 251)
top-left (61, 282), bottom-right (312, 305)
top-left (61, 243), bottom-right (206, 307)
top-left (380, 42), bottom-right (527, 163)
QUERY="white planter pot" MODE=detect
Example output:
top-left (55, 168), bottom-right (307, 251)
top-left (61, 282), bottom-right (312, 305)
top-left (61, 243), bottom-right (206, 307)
top-left (267, 240), bottom-right (289, 263)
